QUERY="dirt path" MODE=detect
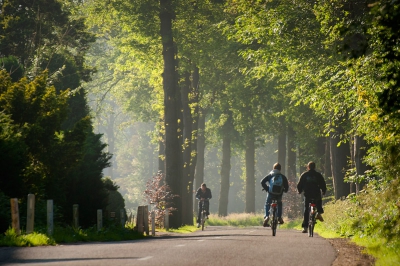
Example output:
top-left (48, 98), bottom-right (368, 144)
top-left (328, 238), bottom-right (375, 266)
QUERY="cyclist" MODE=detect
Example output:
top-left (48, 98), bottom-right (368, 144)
top-left (261, 163), bottom-right (289, 227)
top-left (195, 183), bottom-right (212, 228)
top-left (297, 161), bottom-right (327, 233)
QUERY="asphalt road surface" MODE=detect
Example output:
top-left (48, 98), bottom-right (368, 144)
top-left (0, 226), bottom-right (336, 266)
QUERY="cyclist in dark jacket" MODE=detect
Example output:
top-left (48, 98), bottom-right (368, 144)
top-left (297, 161), bottom-right (327, 233)
top-left (195, 183), bottom-right (212, 228)
top-left (260, 163), bottom-right (289, 226)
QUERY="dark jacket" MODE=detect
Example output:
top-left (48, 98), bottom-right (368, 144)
top-left (260, 169), bottom-right (289, 194)
top-left (297, 169), bottom-right (327, 198)
top-left (195, 187), bottom-right (212, 200)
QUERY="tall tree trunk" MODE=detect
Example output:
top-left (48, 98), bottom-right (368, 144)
top-left (287, 125), bottom-right (296, 181)
top-left (278, 128), bottom-right (286, 172)
top-left (158, 119), bottom-right (165, 173)
top-left (349, 136), bottom-right (355, 193)
top-left (180, 67), bottom-right (200, 225)
top-left (181, 71), bottom-right (193, 225)
top-left (188, 66), bottom-right (200, 223)
top-left (105, 109), bottom-right (115, 178)
top-left (330, 126), bottom-right (351, 200)
top-left (160, 0), bottom-right (182, 228)
top-left (354, 135), bottom-right (370, 193)
top-left (316, 137), bottom-right (326, 172)
top-left (218, 111), bottom-right (232, 216)
top-left (194, 108), bottom-right (206, 214)
top-left (245, 135), bottom-right (255, 213)
top-left (324, 137), bottom-right (331, 179)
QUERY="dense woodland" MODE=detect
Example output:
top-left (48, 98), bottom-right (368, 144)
top-left (0, 0), bottom-right (399, 241)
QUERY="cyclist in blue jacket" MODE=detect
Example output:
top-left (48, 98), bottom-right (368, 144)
top-left (261, 163), bottom-right (289, 227)
top-left (297, 161), bottom-right (327, 233)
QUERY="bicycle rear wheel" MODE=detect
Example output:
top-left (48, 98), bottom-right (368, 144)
top-left (271, 208), bottom-right (277, 236)
top-left (201, 211), bottom-right (205, 231)
top-left (308, 210), bottom-right (315, 237)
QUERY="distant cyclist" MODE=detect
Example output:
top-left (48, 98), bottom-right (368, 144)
top-left (195, 183), bottom-right (212, 228)
top-left (260, 163), bottom-right (289, 227)
top-left (297, 161), bottom-right (327, 233)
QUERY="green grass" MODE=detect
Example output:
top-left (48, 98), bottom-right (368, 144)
top-left (0, 225), bottom-right (146, 247)
top-left (206, 212), bottom-right (264, 227)
top-left (0, 228), bottom-right (56, 247)
top-left (158, 225), bottom-right (199, 233)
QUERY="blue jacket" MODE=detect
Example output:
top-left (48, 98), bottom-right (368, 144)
top-left (260, 169), bottom-right (289, 194)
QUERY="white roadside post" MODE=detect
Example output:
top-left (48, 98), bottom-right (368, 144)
top-left (143, 205), bottom-right (149, 235)
top-left (10, 198), bottom-right (20, 235)
top-left (26, 194), bottom-right (35, 234)
top-left (164, 209), bottom-right (169, 230)
top-left (47, 200), bottom-right (53, 236)
top-left (73, 204), bottom-right (79, 228)
top-left (97, 209), bottom-right (103, 231)
top-left (120, 209), bottom-right (125, 227)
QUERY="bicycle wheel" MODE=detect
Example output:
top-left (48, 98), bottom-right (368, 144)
top-left (201, 211), bottom-right (205, 231)
top-left (308, 209), bottom-right (314, 237)
top-left (271, 208), bottom-right (277, 236)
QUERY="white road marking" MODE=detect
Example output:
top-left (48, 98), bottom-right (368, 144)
top-left (175, 244), bottom-right (186, 247)
top-left (138, 256), bottom-right (153, 261)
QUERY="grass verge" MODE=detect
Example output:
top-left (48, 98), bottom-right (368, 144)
top-left (0, 225), bottom-right (146, 247)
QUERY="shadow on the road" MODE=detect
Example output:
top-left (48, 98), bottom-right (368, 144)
top-left (4, 256), bottom-right (141, 264)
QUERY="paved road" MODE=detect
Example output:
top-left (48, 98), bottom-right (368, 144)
top-left (0, 226), bottom-right (336, 266)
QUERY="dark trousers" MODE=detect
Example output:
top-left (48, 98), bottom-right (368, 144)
top-left (302, 197), bottom-right (324, 228)
top-left (197, 200), bottom-right (210, 223)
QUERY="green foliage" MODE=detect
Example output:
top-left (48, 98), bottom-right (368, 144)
top-left (63, 130), bottom-right (111, 228)
top-left (0, 70), bottom-right (69, 199)
top-left (317, 180), bottom-right (400, 265)
top-left (0, 111), bottom-right (28, 200)
top-left (0, 56), bottom-right (24, 81)
top-left (0, 228), bottom-right (55, 247)
top-left (0, 192), bottom-right (11, 234)
top-left (103, 177), bottom-right (126, 223)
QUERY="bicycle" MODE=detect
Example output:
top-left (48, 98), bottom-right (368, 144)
top-left (269, 197), bottom-right (279, 236)
top-left (308, 198), bottom-right (317, 237)
top-left (199, 199), bottom-right (207, 231)
top-left (262, 189), bottom-right (281, 236)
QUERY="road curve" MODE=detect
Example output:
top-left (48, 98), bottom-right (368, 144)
top-left (0, 226), bottom-right (336, 266)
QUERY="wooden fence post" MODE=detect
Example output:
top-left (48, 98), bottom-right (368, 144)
top-left (136, 206), bottom-right (143, 233)
top-left (144, 205), bottom-right (149, 235)
top-left (10, 198), bottom-right (20, 235)
top-left (151, 211), bottom-right (155, 236)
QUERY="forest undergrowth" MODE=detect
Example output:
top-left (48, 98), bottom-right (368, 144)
top-left (315, 179), bottom-right (400, 266)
